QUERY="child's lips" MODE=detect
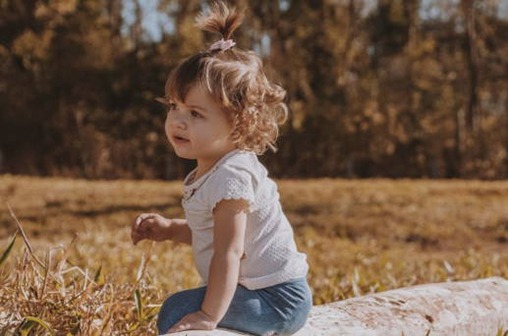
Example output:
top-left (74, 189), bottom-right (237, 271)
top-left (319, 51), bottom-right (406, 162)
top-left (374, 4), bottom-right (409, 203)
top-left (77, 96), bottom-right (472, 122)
top-left (172, 135), bottom-right (190, 144)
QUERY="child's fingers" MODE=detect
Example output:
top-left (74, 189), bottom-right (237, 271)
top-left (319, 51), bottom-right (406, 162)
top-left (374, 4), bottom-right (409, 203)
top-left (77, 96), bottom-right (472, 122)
top-left (132, 214), bottom-right (162, 245)
top-left (135, 215), bottom-right (143, 226)
top-left (167, 311), bottom-right (216, 333)
top-left (132, 214), bottom-right (155, 245)
top-left (168, 319), bottom-right (191, 333)
top-left (132, 223), bottom-right (152, 245)
top-left (131, 232), bottom-right (141, 245)
top-left (133, 213), bottom-right (157, 232)
top-left (134, 213), bottom-right (152, 227)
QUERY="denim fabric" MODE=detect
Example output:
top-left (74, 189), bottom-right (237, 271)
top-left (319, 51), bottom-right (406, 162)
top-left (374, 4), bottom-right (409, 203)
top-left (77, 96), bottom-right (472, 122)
top-left (157, 278), bottom-right (312, 335)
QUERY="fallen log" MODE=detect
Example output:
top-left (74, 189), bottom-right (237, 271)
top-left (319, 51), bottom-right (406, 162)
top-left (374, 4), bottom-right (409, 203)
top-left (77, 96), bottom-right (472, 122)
top-left (166, 277), bottom-right (508, 336)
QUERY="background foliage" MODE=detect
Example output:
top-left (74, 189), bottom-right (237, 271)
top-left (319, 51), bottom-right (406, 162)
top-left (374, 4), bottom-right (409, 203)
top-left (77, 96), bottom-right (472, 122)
top-left (1, 0), bottom-right (508, 179)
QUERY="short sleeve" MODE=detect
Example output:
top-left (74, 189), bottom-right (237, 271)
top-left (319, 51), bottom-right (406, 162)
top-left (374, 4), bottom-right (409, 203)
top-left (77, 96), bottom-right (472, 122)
top-left (205, 165), bottom-right (256, 212)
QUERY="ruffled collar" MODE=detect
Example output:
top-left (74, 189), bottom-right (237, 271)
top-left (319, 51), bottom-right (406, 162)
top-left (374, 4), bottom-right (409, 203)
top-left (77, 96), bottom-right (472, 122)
top-left (182, 149), bottom-right (240, 201)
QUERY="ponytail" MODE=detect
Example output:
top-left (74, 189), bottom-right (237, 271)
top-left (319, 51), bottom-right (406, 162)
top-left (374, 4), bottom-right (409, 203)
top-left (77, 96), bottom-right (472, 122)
top-left (196, 1), bottom-right (245, 50)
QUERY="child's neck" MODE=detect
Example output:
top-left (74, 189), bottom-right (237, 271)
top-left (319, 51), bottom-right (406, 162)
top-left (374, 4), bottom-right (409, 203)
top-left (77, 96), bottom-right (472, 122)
top-left (194, 149), bottom-right (237, 181)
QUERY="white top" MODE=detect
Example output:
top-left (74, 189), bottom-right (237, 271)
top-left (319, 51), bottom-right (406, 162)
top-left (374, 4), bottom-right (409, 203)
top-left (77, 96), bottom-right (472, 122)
top-left (182, 150), bottom-right (308, 290)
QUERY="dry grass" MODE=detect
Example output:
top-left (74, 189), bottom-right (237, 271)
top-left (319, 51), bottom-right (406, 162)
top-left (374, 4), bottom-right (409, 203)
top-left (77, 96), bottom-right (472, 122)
top-left (1, 175), bottom-right (507, 335)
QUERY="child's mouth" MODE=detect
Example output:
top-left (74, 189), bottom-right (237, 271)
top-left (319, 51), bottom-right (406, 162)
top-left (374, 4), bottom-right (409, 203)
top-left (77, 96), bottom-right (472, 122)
top-left (173, 135), bottom-right (189, 143)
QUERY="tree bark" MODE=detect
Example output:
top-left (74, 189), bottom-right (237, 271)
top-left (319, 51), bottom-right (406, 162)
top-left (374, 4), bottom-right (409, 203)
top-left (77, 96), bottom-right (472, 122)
top-left (167, 277), bottom-right (508, 336)
top-left (461, 0), bottom-right (480, 132)
top-left (107, 0), bottom-right (123, 55)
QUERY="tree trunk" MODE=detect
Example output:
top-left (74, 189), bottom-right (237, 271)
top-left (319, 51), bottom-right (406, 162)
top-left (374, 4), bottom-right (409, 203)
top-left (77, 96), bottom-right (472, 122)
top-left (107, 0), bottom-right (123, 55)
top-left (461, 0), bottom-right (480, 132)
top-left (167, 277), bottom-right (508, 336)
top-left (506, 107), bottom-right (508, 177)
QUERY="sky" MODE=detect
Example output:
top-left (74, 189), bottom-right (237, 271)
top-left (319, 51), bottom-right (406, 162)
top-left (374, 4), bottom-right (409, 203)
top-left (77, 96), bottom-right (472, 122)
top-left (121, 0), bottom-right (174, 41)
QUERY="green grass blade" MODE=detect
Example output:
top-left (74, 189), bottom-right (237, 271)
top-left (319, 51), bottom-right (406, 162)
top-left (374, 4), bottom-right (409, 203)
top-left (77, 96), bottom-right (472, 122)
top-left (18, 321), bottom-right (34, 335)
top-left (94, 265), bottom-right (102, 283)
top-left (0, 230), bottom-right (18, 266)
top-left (20, 317), bottom-right (56, 336)
top-left (134, 289), bottom-right (144, 321)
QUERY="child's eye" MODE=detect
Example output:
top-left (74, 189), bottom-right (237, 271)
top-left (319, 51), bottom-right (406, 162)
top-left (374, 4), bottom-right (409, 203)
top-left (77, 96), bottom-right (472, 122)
top-left (190, 110), bottom-right (203, 118)
top-left (167, 103), bottom-right (177, 112)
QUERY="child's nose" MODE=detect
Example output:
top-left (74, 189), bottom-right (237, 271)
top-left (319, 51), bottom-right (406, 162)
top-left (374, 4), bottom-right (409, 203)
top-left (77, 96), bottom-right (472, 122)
top-left (168, 112), bottom-right (187, 129)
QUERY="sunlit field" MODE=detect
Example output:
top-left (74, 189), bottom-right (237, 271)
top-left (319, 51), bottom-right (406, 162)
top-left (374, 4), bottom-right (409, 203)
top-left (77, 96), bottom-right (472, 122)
top-left (1, 175), bottom-right (507, 334)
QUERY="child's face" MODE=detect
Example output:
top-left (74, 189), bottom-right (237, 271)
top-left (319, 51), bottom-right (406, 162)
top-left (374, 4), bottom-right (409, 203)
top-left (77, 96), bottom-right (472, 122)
top-left (165, 84), bottom-right (235, 168)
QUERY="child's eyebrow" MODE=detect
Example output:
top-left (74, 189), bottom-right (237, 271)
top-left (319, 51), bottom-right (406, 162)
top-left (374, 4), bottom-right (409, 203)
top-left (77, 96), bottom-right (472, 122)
top-left (187, 104), bottom-right (207, 112)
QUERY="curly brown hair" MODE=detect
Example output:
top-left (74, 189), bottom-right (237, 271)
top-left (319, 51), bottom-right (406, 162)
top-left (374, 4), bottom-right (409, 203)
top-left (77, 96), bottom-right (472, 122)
top-left (164, 1), bottom-right (288, 155)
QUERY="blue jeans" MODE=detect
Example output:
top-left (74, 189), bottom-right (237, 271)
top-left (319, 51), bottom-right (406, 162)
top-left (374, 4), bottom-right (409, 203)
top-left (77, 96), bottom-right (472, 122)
top-left (157, 278), bottom-right (312, 335)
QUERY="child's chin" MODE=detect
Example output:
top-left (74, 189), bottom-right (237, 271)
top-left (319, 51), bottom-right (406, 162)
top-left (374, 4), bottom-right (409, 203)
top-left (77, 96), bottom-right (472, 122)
top-left (173, 150), bottom-right (195, 161)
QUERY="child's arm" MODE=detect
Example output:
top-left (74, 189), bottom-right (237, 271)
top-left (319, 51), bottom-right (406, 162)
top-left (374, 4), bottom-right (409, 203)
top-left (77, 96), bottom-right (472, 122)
top-left (202, 199), bottom-right (247, 319)
top-left (131, 214), bottom-right (192, 245)
top-left (168, 199), bottom-right (248, 332)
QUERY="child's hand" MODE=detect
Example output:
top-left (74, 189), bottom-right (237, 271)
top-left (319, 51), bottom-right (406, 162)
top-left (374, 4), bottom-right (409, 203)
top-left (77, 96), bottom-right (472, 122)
top-left (131, 213), bottom-right (171, 245)
top-left (167, 310), bottom-right (218, 333)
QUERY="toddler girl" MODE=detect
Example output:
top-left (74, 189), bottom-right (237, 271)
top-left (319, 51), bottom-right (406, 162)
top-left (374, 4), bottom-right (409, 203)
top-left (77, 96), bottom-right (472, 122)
top-left (131, 2), bottom-right (311, 335)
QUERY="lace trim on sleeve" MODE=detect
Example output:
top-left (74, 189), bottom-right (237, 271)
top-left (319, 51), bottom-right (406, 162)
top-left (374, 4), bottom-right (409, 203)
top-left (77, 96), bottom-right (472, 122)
top-left (208, 168), bottom-right (255, 212)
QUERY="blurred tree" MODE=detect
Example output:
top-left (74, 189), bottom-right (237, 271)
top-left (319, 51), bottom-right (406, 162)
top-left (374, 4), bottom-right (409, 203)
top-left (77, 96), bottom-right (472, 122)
top-left (460, 0), bottom-right (480, 132)
top-left (0, 0), bottom-right (507, 179)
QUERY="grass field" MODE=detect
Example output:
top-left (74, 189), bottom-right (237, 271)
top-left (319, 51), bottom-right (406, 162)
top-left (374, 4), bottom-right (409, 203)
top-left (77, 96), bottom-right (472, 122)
top-left (1, 175), bottom-right (507, 334)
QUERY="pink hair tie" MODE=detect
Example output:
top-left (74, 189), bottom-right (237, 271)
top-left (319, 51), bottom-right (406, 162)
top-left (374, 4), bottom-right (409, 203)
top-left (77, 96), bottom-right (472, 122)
top-left (209, 38), bottom-right (236, 52)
